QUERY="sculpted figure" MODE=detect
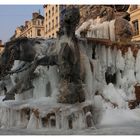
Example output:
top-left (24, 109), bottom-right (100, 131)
top-left (36, 6), bottom-right (86, 103)
top-left (56, 6), bottom-right (85, 103)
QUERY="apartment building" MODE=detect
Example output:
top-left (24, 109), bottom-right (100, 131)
top-left (44, 5), bottom-right (60, 38)
top-left (129, 5), bottom-right (140, 41)
top-left (13, 12), bottom-right (44, 39)
top-left (44, 5), bottom-right (71, 38)
top-left (0, 40), bottom-right (4, 54)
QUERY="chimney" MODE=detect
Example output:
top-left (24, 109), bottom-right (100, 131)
top-left (32, 12), bottom-right (39, 19)
top-left (0, 40), bottom-right (2, 45)
top-left (25, 21), bottom-right (29, 27)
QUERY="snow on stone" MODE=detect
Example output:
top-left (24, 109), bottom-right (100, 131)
top-left (76, 18), bottom-right (115, 41)
top-left (76, 19), bottom-right (94, 37)
top-left (102, 83), bottom-right (128, 108)
top-left (98, 109), bottom-right (140, 126)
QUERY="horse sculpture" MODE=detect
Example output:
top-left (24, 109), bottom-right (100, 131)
top-left (0, 5), bottom-right (133, 103)
top-left (0, 37), bottom-right (58, 101)
top-left (0, 7), bottom-right (86, 103)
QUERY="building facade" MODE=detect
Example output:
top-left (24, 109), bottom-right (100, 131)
top-left (129, 5), bottom-right (140, 41)
top-left (44, 5), bottom-right (72, 38)
top-left (0, 40), bottom-right (4, 54)
top-left (44, 5), bottom-right (60, 38)
top-left (13, 12), bottom-right (44, 39)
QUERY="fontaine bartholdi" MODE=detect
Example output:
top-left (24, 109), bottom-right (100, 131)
top-left (0, 5), bottom-right (140, 130)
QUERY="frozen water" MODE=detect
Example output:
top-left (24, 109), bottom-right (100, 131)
top-left (0, 16), bottom-right (140, 134)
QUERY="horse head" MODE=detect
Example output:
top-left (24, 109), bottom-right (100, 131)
top-left (0, 37), bottom-right (37, 77)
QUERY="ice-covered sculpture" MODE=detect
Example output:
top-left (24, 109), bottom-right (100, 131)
top-left (0, 5), bottom-right (140, 131)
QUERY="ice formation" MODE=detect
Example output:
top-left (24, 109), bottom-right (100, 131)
top-left (0, 6), bottom-right (140, 133)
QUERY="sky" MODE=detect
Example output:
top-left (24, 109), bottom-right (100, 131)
top-left (0, 5), bottom-right (44, 43)
top-left (0, 1), bottom-right (139, 44)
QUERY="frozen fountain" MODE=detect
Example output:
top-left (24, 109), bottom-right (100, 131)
top-left (0, 5), bottom-right (140, 132)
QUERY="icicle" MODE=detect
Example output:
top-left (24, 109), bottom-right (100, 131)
top-left (99, 45), bottom-right (107, 68)
top-left (102, 83), bottom-right (128, 108)
top-left (125, 48), bottom-right (135, 70)
top-left (75, 19), bottom-right (94, 37)
top-left (123, 48), bottom-right (136, 86)
top-left (135, 49), bottom-right (140, 83)
top-left (27, 113), bottom-right (42, 129)
top-left (109, 20), bottom-right (115, 41)
top-left (116, 50), bottom-right (125, 71)
top-left (83, 54), bottom-right (93, 99)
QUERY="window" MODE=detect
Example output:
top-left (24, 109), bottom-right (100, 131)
top-left (56, 5), bottom-right (58, 13)
top-left (46, 25), bottom-right (48, 32)
top-left (49, 10), bottom-right (51, 18)
top-left (38, 20), bottom-right (40, 25)
top-left (132, 20), bottom-right (139, 36)
top-left (41, 20), bottom-right (44, 25)
top-left (56, 16), bottom-right (58, 27)
top-left (37, 29), bottom-right (41, 36)
top-left (52, 7), bottom-right (54, 16)
top-left (46, 12), bottom-right (47, 19)
top-left (49, 22), bottom-right (51, 31)
top-left (52, 19), bottom-right (54, 29)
